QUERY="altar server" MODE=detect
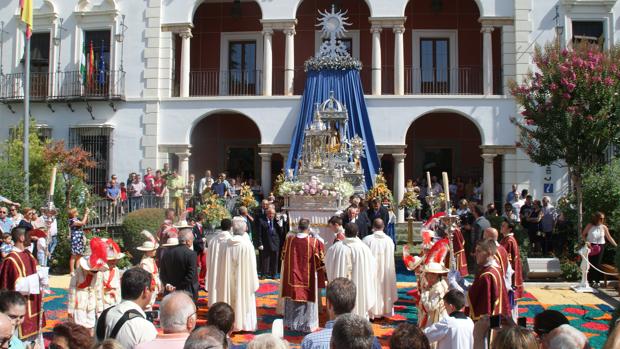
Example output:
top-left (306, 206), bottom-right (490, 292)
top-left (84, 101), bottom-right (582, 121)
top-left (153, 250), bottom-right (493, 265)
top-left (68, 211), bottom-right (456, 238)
top-left (207, 218), bottom-right (233, 306)
top-left (68, 238), bottom-right (106, 329)
top-left (225, 217), bottom-right (259, 332)
top-left (280, 218), bottom-right (326, 332)
top-left (325, 222), bottom-right (376, 319)
top-left (362, 218), bottom-right (397, 319)
top-left (500, 219), bottom-right (524, 299)
top-left (467, 239), bottom-right (510, 320)
top-left (100, 238), bottom-right (124, 310)
top-left (137, 231), bottom-right (161, 309)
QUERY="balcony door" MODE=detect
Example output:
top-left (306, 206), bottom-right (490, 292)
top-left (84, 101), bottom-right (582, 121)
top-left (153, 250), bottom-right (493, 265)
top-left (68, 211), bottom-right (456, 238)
top-left (420, 38), bottom-right (449, 94)
top-left (228, 41), bottom-right (256, 95)
top-left (83, 30), bottom-right (111, 98)
top-left (28, 32), bottom-right (50, 99)
top-left (412, 30), bottom-right (458, 94)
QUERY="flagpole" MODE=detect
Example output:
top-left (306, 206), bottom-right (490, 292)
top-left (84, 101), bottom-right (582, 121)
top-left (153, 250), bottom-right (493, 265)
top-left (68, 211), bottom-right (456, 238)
top-left (23, 31), bottom-right (30, 206)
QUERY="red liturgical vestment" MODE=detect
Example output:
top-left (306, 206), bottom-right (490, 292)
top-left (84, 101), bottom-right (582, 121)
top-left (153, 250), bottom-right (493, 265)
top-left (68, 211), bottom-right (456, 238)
top-left (281, 234), bottom-right (326, 302)
top-left (501, 234), bottom-right (524, 298)
top-left (453, 228), bottom-right (468, 277)
top-left (495, 244), bottom-right (510, 277)
top-left (467, 263), bottom-right (510, 320)
top-left (0, 249), bottom-right (44, 339)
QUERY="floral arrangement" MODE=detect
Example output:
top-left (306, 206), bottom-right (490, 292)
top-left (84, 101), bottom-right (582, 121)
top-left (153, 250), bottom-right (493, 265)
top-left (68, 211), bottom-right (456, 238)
top-left (399, 191), bottom-right (422, 210)
top-left (304, 55), bottom-right (362, 72)
top-left (276, 176), bottom-right (354, 198)
top-left (272, 171), bottom-right (286, 198)
top-left (238, 183), bottom-right (258, 210)
top-left (430, 192), bottom-right (447, 213)
top-left (199, 191), bottom-right (231, 227)
top-left (366, 172), bottom-right (393, 203)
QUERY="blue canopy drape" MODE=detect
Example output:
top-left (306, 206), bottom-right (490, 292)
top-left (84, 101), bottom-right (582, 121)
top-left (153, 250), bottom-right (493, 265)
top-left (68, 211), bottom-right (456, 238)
top-left (285, 68), bottom-right (380, 189)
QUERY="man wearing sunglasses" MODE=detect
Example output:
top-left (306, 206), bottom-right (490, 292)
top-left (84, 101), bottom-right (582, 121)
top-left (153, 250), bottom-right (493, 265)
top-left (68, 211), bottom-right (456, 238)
top-left (0, 209), bottom-right (13, 235)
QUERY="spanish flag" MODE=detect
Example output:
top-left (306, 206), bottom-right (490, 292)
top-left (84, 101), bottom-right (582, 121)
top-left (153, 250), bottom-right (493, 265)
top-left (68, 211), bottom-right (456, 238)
top-left (19, 0), bottom-right (33, 39)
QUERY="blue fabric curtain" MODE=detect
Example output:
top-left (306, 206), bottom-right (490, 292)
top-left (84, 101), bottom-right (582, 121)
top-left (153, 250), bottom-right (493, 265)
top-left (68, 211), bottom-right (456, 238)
top-left (285, 68), bottom-right (380, 189)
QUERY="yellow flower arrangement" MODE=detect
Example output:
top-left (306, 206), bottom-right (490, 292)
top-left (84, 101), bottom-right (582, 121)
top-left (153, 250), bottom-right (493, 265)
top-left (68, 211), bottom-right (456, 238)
top-left (366, 171), bottom-right (393, 203)
top-left (238, 183), bottom-right (258, 210)
top-left (399, 191), bottom-right (422, 210)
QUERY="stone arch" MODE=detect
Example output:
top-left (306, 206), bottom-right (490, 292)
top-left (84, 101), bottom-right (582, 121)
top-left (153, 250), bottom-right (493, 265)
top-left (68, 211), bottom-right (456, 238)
top-left (403, 0), bottom-right (484, 17)
top-left (293, 0), bottom-right (374, 17)
top-left (405, 108), bottom-right (486, 145)
top-left (191, 0), bottom-right (264, 23)
top-left (189, 110), bottom-right (262, 181)
top-left (404, 110), bottom-right (484, 183)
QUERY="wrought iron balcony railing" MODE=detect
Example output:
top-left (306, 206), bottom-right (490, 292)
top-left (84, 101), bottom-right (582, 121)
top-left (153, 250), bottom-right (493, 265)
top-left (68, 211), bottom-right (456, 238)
top-left (0, 70), bottom-right (125, 101)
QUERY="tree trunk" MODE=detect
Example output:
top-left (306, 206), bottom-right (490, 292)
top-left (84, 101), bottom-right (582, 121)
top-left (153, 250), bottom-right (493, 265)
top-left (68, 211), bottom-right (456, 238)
top-left (573, 172), bottom-right (584, 242)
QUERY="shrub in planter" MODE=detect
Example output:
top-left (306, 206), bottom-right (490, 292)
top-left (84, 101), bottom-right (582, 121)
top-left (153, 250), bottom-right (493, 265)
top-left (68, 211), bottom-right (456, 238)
top-left (121, 208), bottom-right (165, 264)
top-left (560, 258), bottom-right (582, 281)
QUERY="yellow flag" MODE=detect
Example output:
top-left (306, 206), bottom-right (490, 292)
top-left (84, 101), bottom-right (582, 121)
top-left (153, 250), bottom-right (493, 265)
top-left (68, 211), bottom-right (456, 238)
top-left (20, 0), bottom-right (33, 38)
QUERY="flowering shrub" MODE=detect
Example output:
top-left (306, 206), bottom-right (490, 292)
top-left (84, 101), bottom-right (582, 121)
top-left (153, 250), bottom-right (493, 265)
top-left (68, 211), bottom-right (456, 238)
top-left (510, 41), bottom-right (620, 234)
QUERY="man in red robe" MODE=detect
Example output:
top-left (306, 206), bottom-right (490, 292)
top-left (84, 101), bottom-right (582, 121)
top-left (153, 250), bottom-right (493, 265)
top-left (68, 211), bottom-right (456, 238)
top-left (467, 238), bottom-right (510, 320)
top-left (500, 219), bottom-right (524, 299)
top-left (453, 227), bottom-right (469, 277)
top-left (484, 228), bottom-right (510, 278)
top-left (0, 227), bottom-right (44, 340)
top-left (280, 218), bottom-right (326, 332)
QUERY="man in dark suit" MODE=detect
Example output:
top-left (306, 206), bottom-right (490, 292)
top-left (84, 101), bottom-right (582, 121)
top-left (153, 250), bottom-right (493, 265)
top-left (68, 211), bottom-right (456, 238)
top-left (342, 205), bottom-right (371, 239)
top-left (160, 228), bottom-right (199, 301)
top-left (366, 198), bottom-right (390, 228)
top-left (256, 207), bottom-right (283, 279)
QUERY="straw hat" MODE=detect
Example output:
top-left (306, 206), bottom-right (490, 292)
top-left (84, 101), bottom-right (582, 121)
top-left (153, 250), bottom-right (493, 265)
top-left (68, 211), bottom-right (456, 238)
top-left (173, 221), bottom-right (193, 230)
top-left (136, 240), bottom-right (158, 251)
top-left (161, 231), bottom-right (180, 247)
top-left (423, 262), bottom-right (449, 274)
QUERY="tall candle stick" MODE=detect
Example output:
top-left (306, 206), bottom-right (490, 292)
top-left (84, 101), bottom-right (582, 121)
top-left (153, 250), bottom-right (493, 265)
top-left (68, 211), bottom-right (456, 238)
top-left (426, 171), bottom-right (432, 192)
top-left (442, 172), bottom-right (451, 213)
top-left (49, 166), bottom-right (57, 197)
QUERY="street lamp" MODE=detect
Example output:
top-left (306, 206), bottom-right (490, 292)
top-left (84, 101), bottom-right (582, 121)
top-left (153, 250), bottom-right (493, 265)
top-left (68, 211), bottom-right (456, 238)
top-left (115, 15), bottom-right (127, 72)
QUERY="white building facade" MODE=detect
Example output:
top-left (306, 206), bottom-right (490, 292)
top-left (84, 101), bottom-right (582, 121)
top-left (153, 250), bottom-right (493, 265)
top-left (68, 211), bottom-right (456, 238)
top-left (1, 0), bottom-right (618, 221)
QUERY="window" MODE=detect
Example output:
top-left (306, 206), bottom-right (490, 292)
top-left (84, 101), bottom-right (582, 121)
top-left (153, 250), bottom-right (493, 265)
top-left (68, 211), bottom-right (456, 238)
top-left (420, 38), bottom-right (450, 93)
top-left (83, 30), bottom-right (111, 97)
top-left (228, 41), bottom-right (256, 95)
top-left (9, 126), bottom-right (52, 143)
top-left (572, 21), bottom-right (604, 44)
top-left (69, 127), bottom-right (112, 195)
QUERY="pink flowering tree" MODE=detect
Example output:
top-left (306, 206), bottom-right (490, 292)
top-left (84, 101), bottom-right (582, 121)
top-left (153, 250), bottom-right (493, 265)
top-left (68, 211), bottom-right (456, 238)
top-left (510, 42), bottom-right (620, 237)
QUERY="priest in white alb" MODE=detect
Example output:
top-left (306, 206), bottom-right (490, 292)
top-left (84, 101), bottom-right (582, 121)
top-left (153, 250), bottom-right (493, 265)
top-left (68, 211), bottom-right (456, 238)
top-left (225, 217), bottom-right (259, 332)
top-left (325, 222), bottom-right (377, 319)
top-left (207, 218), bottom-right (233, 306)
top-left (362, 218), bottom-right (398, 319)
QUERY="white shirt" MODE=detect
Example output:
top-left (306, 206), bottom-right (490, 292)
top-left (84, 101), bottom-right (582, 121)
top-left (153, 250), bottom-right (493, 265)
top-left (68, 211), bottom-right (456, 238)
top-left (423, 312), bottom-right (474, 349)
top-left (587, 225), bottom-right (605, 244)
top-left (99, 300), bottom-right (157, 349)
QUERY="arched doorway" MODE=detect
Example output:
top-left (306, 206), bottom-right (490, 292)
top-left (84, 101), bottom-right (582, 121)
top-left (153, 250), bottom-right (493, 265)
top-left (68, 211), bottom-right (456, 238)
top-left (405, 112), bottom-right (482, 196)
top-left (190, 113), bottom-right (261, 182)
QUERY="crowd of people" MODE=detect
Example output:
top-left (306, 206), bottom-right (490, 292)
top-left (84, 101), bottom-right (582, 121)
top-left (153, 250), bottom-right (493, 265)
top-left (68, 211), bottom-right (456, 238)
top-left (0, 167), bottom-right (618, 349)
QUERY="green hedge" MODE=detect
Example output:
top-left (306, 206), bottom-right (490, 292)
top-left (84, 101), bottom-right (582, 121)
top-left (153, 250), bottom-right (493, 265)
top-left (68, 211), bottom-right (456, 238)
top-left (121, 208), bottom-right (165, 264)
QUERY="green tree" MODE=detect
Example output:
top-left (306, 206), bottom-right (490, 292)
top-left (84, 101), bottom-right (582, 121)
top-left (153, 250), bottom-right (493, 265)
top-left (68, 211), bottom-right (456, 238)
top-left (510, 42), bottom-right (620, 238)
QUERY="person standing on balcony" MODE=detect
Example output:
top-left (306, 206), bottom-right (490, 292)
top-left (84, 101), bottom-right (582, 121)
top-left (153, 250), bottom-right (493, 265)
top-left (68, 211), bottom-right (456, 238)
top-left (105, 177), bottom-right (121, 220)
top-left (153, 170), bottom-right (166, 209)
top-left (198, 170), bottom-right (213, 196)
top-left (129, 175), bottom-right (146, 212)
top-left (144, 168), bottom-right (155, 194)
top-left (211, 174), bottom-right (228, 199)
top-left (167, 170), bottom-right (186, 218)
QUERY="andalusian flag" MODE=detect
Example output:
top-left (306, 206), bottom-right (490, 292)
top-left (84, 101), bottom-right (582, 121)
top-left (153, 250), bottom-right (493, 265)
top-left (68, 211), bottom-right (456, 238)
top-left (80, 38), bottom-right (87, 85)
top-left (19, 0), bottom-right (33, 38)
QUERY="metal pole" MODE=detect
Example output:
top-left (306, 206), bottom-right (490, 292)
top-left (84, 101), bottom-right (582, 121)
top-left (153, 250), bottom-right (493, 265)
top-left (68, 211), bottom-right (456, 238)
top-left (24, 33), bottom-right (30, 205)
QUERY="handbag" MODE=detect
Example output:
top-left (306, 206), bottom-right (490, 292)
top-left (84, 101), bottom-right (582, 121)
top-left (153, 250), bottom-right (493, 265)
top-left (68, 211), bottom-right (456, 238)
top-left (588, 244), bottom-right (602, 257)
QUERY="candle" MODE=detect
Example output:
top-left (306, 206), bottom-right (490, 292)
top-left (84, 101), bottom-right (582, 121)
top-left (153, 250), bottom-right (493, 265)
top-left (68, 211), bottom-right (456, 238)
top-left (426, 171), bottom-right (432, 191)
top-left (442, 172), bottom-right (451, 212)
top-left (49, 166), bottom-right (57, 197)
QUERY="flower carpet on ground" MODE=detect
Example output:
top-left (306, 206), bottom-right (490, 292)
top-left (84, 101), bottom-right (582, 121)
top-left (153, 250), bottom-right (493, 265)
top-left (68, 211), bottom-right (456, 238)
top-left (42, 273), bottom-right (612, 348)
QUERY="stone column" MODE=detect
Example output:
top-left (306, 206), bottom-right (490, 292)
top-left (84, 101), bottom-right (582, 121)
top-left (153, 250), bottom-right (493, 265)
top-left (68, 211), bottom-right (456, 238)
top-left (259, 152), bottom-right (272, 196)
top-left (393, 25), bottom-right (405, 95)
top-left (177, 151), bottom-right (191, 182)
top-left (393, 153), bottom-right (406, 222)
top-left (482, 25), bottom-right (494, 95)
top-left (179, 28), bottom-right (192, 97)
top-left (482, 153), bottom-right (497, 207)
top-left (371, 25), bottom-right (382, 95)
top-left (262, 29), bottom-right (273, 96)
top-left (284, 27), bottom-right (295, 96)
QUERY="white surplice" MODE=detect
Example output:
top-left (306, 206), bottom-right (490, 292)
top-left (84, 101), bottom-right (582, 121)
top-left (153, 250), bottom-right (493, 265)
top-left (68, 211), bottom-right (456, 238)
top-left (225, 233), bottom-right (260, 332)
top-left (207, 230), bottom-right (232, 306)
top-left (363, 230), bottom-right (398, 318)
top-left (325, 237), bottom-right (377, 319)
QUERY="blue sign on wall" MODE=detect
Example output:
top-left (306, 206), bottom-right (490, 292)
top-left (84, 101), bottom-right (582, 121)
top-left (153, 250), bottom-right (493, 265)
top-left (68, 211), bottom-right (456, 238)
top-left (544, 183), bottom-right (554, 194)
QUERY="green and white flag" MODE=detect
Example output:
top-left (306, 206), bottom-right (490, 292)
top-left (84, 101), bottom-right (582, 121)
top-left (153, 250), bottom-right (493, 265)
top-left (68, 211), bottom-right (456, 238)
top-left (80, 33), bottom-right (87, 85)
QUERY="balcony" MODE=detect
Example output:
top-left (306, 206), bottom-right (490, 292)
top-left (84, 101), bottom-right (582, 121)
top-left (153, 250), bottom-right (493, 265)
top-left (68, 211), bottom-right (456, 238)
top-left (188, 70), bottom-right (263, 96)
top-left (0, 70), bottom-right (125, 102)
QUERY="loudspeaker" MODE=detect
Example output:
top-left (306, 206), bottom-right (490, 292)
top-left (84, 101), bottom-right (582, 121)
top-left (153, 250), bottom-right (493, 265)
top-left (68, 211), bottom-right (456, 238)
top-left (525, 258), bottom-right (562, 279)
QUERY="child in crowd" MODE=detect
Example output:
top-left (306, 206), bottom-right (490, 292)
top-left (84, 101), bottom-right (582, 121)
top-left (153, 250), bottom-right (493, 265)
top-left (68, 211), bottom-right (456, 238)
top-left (137, 230), bottom-right (160, 309)
top-left (0, 233), bottom-right (13, 259)
top-left (420, 262), bottom-right (449, 332)
top-left (68, 238), bottom-right (107, 330)
top-left (101, 239), bottom-right (123, 310)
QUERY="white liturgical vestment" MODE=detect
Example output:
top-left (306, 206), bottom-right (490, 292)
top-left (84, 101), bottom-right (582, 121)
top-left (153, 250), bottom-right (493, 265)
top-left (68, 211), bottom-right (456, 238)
top-left (363, 230), bottom-right (398, 318)
top-left (207, 230), bottom-right (232, 306)
top-left (225, 233), bottom-right (260, 332)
